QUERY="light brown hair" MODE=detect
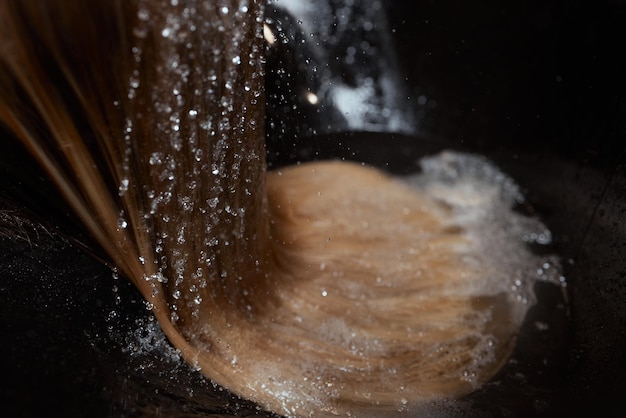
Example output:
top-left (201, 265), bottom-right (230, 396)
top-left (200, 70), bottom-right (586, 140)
top-left (0, 1), bottom-right (521, 415)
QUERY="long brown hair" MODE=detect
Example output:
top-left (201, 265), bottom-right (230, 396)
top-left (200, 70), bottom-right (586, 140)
top-left (0, 1), bottom-right (528, 415)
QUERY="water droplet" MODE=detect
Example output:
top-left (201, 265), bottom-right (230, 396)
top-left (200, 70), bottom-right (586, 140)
top-left (149, 152), bottom-right (163, 165)
top-left (207, 197), bottom-right (219, 209)
top-left (137, 8), bottom-right (150, 21)
top-left (305, 91), bottom-right (319, 105)
top-left (118, 178), bottom-right (129, 196)
top-left (263, 24), bottom-right (276, 45)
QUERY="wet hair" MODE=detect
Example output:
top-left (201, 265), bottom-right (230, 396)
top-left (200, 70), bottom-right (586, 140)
top-left (0, 1), bottom-right (527, 415)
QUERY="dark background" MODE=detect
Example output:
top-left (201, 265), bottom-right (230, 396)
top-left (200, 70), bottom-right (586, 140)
top-left (388, 0), bottom-right (626, 164)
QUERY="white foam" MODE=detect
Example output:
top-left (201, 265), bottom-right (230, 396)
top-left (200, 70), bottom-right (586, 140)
top-left (405, 151), bottom-right (562, 306)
